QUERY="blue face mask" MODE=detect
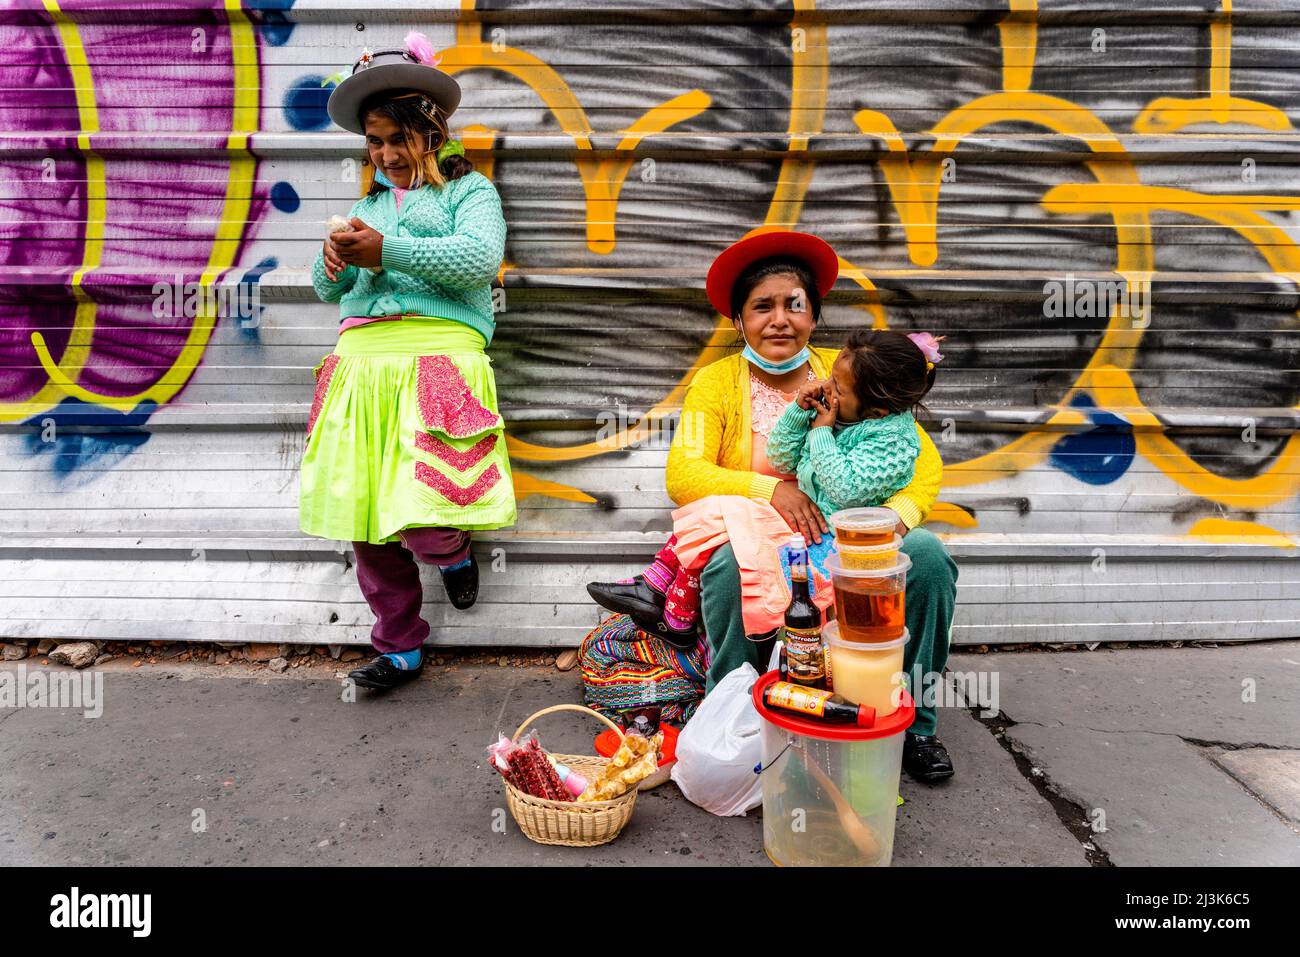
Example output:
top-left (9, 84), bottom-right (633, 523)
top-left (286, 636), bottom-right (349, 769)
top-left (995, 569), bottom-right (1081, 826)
top-left (738, 329), bottom-right (811, 375)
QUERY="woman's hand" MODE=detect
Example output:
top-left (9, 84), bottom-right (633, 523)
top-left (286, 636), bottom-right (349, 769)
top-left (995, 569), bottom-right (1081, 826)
top-left (321, 236), bottom-right (348, 281)
top-left (795, 378), bottom-right (829, 411)
top-left (771, 481), bottom-right (829, 545)
top-left (330, 217), bottom-right (384, 269)
top-left (811, 388), bottom-right (838, 430)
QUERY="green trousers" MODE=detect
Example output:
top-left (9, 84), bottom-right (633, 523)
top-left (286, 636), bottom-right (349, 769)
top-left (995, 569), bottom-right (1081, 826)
top-left (699, 526), bottom-right (958, 736)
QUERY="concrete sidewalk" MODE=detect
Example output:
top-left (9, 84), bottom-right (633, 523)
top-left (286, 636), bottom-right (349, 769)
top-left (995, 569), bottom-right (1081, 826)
top-left (1, 642), bottom-right (1296, 866)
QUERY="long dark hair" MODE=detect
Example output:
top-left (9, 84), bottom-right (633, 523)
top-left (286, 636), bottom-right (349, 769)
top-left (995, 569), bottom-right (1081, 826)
top-left (358, 89), bottom-right (474, 196)
top-left (729, 255), bottom-right (823, 326)
top-left (842, 329), bottom-right (936, 418)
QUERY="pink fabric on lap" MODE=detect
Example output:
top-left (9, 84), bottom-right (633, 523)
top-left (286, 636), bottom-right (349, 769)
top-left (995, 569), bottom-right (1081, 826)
top-left (670, 495), bottom-right (834, 636)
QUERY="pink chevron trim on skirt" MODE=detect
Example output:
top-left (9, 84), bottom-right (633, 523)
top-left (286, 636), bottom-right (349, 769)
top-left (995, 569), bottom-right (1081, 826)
top-left (414, 429), bottom-right (498, 471)
top-left (306, 354), bottom-right (340, 435)
top-left (416, 355), bottom-right (502, 438)
top-left (414, 460), bottom-right (503, 506)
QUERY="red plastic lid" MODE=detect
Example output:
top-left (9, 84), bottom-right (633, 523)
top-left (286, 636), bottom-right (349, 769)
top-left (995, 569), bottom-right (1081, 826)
top-left (751, 670), bottom-right (915, 741)
top-left (594, 722), bottom-right (679, 765)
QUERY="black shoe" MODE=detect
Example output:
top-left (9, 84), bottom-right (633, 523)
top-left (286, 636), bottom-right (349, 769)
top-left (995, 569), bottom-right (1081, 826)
top-left (903, 733), bottom-right (955, 783)
top-left (585, 575), bottom-right (666, 621)
top-left (347, 655), bottom-right (424, 690)
top-left (628, 607), bottom-right (699, 651)
top-left (440, 554), bottom-right (478, 610)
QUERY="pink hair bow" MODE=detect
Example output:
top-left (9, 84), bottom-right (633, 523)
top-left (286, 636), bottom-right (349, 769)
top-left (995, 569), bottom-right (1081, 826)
top-left (907, 331), bottom-right (946, 364)
top-left (405, 31), bottom-right (443, 68)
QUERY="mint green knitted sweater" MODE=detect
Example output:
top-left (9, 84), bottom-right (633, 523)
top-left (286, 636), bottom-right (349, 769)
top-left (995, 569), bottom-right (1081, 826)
top-left (311, 171), bottom-right (506, 344)
top-left (764, 401), bottom-right (920, 517)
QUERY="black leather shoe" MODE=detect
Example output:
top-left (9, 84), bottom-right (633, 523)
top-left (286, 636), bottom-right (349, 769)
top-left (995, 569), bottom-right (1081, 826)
top-left (347, 655), bottom-right (424, 690)
top-left (586, 575), bottom-right (666, 620)
top-left (903, 733), bottom-right (955, 783)
top-left (628, 608), bottom-right (700, 651)
top-left (440, 554), bottom-right (478, 610)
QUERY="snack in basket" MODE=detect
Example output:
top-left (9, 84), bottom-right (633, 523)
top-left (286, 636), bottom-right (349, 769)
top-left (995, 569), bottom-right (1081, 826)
top-left (547, 758), bottom-right (590, 799)
top-left (576, 729), bottom-right (663, 803)
top-left (486, 733), bottom-right (573, 802)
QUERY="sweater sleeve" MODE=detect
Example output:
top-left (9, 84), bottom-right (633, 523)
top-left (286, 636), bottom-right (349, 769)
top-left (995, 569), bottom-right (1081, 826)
top-left (880, 424), bottom-right (943, 529)
top-left (311, 245), bottom-right (359, 303)
top-left (665, 369), bottom-right (781, 506)
top-left (765, 400), bottom-right (813, 475)
top-left (807, 422), bottom-right (917, 511)
top-left (379, 174), bottom-right (506, 290)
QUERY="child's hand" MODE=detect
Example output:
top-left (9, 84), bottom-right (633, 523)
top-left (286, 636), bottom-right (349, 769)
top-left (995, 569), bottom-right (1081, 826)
top-left (331, 217), bottom-right (384, 269)
top-left (811, 389), bottom-right (838, 429)
top-left (321, 237), bottom-right (348, 281)
top-left (795, 379), bottom-right (830, 411)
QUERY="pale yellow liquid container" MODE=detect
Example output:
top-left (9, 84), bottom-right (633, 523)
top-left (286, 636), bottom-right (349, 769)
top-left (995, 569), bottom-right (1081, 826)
top-left (753, 671), bottom-right (914, 867)
top-left (824, 622), bottom-right (910, 719)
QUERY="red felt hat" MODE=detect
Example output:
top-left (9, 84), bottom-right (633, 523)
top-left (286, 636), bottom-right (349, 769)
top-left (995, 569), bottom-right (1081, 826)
top-left (705, 226), bottom-right (840, 319)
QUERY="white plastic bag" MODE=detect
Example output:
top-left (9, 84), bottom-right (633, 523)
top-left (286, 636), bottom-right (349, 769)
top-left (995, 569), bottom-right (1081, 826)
top-left (670, 662), bottom-right (764, 816)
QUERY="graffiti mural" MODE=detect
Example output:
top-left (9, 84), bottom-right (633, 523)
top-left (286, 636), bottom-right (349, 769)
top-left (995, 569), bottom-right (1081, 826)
top-left (2, 0), bottom-right (1296, 634)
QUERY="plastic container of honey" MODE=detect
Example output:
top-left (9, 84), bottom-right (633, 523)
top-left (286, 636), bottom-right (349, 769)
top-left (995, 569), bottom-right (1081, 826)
top-left (828, 507), bottom-right (898, 546)
top-left (824, 552), bottom-right (910, 643)
top-left (835, 534), bottom-right (902, 570)
top-left (824, 622), bottom-right (909, 719)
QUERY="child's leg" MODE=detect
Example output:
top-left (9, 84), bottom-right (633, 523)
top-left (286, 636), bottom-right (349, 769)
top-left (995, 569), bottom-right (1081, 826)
top-left (352, 540), bottom-right (429, 662)
top-left (663, 548), bottom-right (709, 633)
top-left (617, 533), bottom-right (679, 594)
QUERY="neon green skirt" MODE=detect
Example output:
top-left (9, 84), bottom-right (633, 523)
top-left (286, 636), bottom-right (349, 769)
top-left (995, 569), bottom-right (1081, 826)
top-left (298, 317), bottom-right (517, 545)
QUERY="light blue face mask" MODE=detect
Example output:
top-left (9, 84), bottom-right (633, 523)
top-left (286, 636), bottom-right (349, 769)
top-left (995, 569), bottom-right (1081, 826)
top-left (738, 327), bottom-right (812, 375)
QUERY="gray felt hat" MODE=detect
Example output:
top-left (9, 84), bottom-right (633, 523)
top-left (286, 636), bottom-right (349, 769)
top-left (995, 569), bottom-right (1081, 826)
top-left (326, 44), bottom-right (462, 135)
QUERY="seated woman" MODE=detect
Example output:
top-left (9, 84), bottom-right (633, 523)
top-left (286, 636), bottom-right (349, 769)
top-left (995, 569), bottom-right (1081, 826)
top-left (588, 227), bottom-right (959, 782)
top-left (589, 325), bottom-right (935, 644)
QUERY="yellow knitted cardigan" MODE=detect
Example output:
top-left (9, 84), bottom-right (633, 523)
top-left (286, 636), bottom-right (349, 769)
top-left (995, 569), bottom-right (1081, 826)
top-left (665, 346), bottom-right (943, 529)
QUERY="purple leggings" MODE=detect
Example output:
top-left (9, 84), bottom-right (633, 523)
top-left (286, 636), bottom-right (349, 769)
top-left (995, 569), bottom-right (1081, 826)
top-left (352, 527), bottom-right (471, 654)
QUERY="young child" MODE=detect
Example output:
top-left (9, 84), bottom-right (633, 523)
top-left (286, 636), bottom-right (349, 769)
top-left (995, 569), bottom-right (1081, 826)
top-left (588, 329), bottom-right (942, 644)
top-left (299, 33), bottom-right (514, 690)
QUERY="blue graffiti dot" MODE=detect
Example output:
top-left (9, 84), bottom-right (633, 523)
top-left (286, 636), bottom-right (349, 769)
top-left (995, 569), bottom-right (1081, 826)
top-left (285, 76), bottom-right (333, 131)
top-left (270, 181), bottom-right (299, 214)
top-left (1048, 394), bottom-right (1135, 486)
top-left (251, 0), bottom-right (297, 47)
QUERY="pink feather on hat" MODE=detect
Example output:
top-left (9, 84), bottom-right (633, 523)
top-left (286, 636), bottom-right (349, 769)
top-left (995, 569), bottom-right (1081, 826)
top-left (405, 31), bottom-right (442, 68)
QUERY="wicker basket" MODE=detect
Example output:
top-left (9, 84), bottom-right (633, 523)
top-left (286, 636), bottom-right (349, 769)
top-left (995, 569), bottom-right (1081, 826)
top-left (503, 703), bottom-right (638, 847)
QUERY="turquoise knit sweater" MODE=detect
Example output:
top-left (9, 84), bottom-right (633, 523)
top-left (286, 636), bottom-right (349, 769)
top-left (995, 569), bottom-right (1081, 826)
top-left (764, 401), bottom-right (920, 517)
top-left (311, 171), bottom-right (507, 344)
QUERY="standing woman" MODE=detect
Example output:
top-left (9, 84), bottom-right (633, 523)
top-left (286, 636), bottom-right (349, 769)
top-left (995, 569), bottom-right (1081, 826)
top-left (299, 33), bottom-right (515, 690)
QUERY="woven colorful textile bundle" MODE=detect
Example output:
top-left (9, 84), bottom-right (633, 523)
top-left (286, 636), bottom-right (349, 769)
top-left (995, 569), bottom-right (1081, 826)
top-left (578, 614), bottom-right (709, 725)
